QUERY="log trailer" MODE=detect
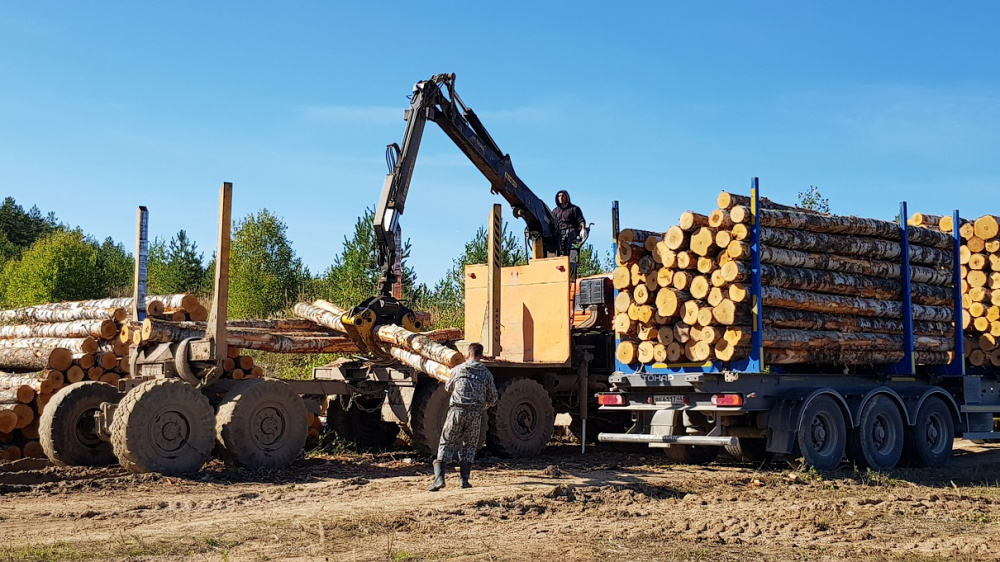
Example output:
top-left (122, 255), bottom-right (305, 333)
top-left (313, 73), bottom-right (625, 457)
top-left (596, 180), bottom-right (1000, 470)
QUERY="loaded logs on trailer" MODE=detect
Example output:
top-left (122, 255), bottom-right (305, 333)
top-left (909, 212), bottom-right (1000, 367)
top-left (614, 191), bottom-right (956, 367)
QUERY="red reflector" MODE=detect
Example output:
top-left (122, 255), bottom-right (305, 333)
top-left (597, 393), bottom-right (626, 406)
top-left (711, 394), bottom-right (743, 407)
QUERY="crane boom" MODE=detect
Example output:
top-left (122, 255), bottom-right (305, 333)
top-left (374, 73), bottom-right (560, 296)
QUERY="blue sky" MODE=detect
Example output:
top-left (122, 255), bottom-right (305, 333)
top-left (2, 3), bottom-right (999, 287)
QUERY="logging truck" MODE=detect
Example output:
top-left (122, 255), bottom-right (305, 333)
top-left (596, 180), bottom-right (1000, 470)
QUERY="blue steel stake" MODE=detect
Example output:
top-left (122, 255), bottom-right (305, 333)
top-left (949, 209), bottom-right (965, 376)
top-left (895, 202), bottom-right (915, 375)
top-left (749, 178), bottom-right (763, 372)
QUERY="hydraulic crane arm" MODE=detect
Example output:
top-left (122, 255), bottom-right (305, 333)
top-left (374, 73), bottom-right (559, 296)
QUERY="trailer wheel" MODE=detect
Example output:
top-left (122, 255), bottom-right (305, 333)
top-left (216, 379), bottom-right (309, 469)
top-left (410, 380), bottom-right (488, 454)
top-left (847, 395), bottom-right (904, 470)
top-left (326, 395), bottom-right (400, 451)
top-left (902, 396), bottom-right (953, 468)
top-left (40, 382), bottom-right (119, 467)
top-left (111, 379), bottom-right (215, 475)
top-left (487, 378), bottom-right (555, 458)
top-left (725, 438), bottom-right (773, 464)
top-left (793, 395), bottom-right (846, 471)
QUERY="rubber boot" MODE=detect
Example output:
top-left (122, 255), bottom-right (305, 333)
top-left (428, 460), bottom-right (446, 492)
top-left (459, 461), bottom-right (472, 489)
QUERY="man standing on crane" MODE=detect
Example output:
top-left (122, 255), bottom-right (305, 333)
top-left (429, 342), bottom-right (498, 491)
top-left (553, 190), bottom-right (587, 257)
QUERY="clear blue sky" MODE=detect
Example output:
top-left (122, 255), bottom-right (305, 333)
top-left (2, 3), bottom-right (999, 287)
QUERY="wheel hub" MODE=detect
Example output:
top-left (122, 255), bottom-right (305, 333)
top-left (513, 403), bottom-right (538, 438)
top-left (153, 411), bottom-right (190, 453)
top-left (811, 417), bottom-right (828, 449)
top-left (252, 407), bottom-right (285, 448)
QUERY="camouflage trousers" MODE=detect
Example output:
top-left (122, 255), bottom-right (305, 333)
top-left (436, 407), bottom-right (483, 463)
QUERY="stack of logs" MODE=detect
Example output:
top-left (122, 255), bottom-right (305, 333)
top-left (0, 294), bottom-right (202, 461)
top-left (614, 191), bottom-right (957, 367)
top-left (909, 212), bottom-right (1000, 368)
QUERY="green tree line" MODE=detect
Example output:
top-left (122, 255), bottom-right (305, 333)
top-left (0, 197), bottom-right (609, 327)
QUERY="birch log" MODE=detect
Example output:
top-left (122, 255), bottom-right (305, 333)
top-left (765, 349), bottom-right (951, 366)
top-left (741, 244), bottom-right (952, 286)
top-left (755, 208), bottom-right (953, 249)
top-left (764, 309), bottom-right (953, 336)
top-left (0, 373), bottom-right (42, 404)
top-left (0, 306), bottom-right (127, 324)
top-left (0, 320), bottom-right (118, 340)
top-left (387, 347), bottom-right (451, 383)
top-left (0, 337), bottom-right (98, 354)
top-left (757, 227), bottom-right (952, 266)
top-left (761, 286), bottom-right (953, 322)
top-left (763, 327), bottom-right (952, 352)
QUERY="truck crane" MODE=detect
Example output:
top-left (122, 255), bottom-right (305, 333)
top-left (349, 73), bottom-right (588, 334)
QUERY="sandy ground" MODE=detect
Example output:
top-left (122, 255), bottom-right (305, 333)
top-left (4, 439), bottom-right (1000, 561)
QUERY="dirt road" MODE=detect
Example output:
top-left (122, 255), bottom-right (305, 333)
top-left (3, 440), bottom-right (1000, 561)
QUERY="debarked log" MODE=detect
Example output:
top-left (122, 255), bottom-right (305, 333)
top-left (761, 286), bottom-right (953, 322)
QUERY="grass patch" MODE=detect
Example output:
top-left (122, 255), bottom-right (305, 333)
top-left (0, 531), bottom-right (245, 561)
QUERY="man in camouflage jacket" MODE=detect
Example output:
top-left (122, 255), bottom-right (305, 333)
top-left (429, 342), bottom-right (498, 491)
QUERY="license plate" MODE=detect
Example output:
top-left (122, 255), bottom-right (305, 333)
top-left (653, 395), bottom-right (685, 405)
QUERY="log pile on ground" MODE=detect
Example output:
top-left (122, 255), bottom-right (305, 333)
top-left (0, 294), bottom-right (200, 461)
top-left (910, 212), bottom-right (1000, 368)
top-left (613, 192), bottom-right (957, 367)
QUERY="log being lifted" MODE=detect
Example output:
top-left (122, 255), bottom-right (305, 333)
top-left (751, 208), bottom-right (953, 250)
top-left (141, 318), bottom-right (360, 354)
top-left (0, 347), bottom-right (73, 371)
top-left (764, 308), bottom-right (953, 337)
top-left (0, 306), bottom-right (127, 324)
top-left (387, 347), bottom-right (451, 383)
top-left (757, 227), bottom-right (952, 267)
top-left (761, 286), bottom-right (953, 322)
top-left (0, 320), bottom-right (118, 341)
top-left (295, 301), bottom-right (465, 367)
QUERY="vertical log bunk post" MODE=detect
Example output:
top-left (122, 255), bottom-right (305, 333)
top-left (888, 201), bottom-right (916, 375)
top-left (747, 178), bottom-right (764, 373)
top-left (938, 210), bottom-right (966, 377)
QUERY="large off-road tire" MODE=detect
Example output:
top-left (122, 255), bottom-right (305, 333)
top-left (793, 395), bottom-right (847, 471)
top-left (40, 382), bottom-right (119, 467)
top-left (902, 396), bottom-right (954, 468)
top-left (111, 379), bottom-right (215, 475)
top-left (216, 378), bottom-right (309, 469)
top-left (409, 380), bottom-right (487, 454)
top-left (487, 378), bottom-right (555, 458)
top-left (847, 394), bottom-right (904, 470)
top-left (325, 395), bottom-right (400, 451)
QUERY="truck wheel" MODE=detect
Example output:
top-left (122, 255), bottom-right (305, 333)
top-left (111, 379), bottom-right (215, 475)
top-left (793, 395), bottom-right (846, 471)
top-left (847, 395), bottom-right (904, 470)
top-left (902, 396), bottom-right (953, 468)
top-left (725, 438), bottom-right (773, 464)
top-left (326, 395), bottom-right (399, 451)
top-left (410, 380), bottom-right (487, 454)
top-left (487, 378), bottom-right (555, 458)
top-left (216, 379), bottom-right (309, 469)
top-left (40, 382), bottom-right (119, 467)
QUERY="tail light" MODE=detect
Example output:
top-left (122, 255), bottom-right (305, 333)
top-left (711, 394), bottom-right (743, 407)
top-left (596, 393), bottom-right (626, 406)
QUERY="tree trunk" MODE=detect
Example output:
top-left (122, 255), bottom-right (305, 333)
top-left (371, 324), bottom-right (465, 367)
top-left (679, 211), bottom-right (710, 232)
top-left (761, 286), bottom-right (953, 322)
top-left (716, 191), bottom-right (816, 213)
top-left (0, 320), bottom-right (118, 341)
top-left (739, 244), bottom-right (953, 286)
top-left (618, 228), bottom-right (662, 245)
top-left (756, 208), bottom-right (953, 249)
top-left (763, 327), bottom-right (952, 352)
top-left (763, 308), bottom-right (953, 336)
top-left (0, 306), bottom-right (127, 324)
top-left (764, 348), bottom-right (950, 365)
top-left (689, 227), bottom-right (716, 257)
top-left (758, 227), bottom-right (952, 266)
top-left (0, 373), bottom-right (43, 404)
top-left (756, 264), bottom-right (953, 305)
top-left (0, 337), bottom-right (98, 355)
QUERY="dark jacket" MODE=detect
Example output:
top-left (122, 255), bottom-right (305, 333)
top-left (552, 190), bottom-right (585, 234)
